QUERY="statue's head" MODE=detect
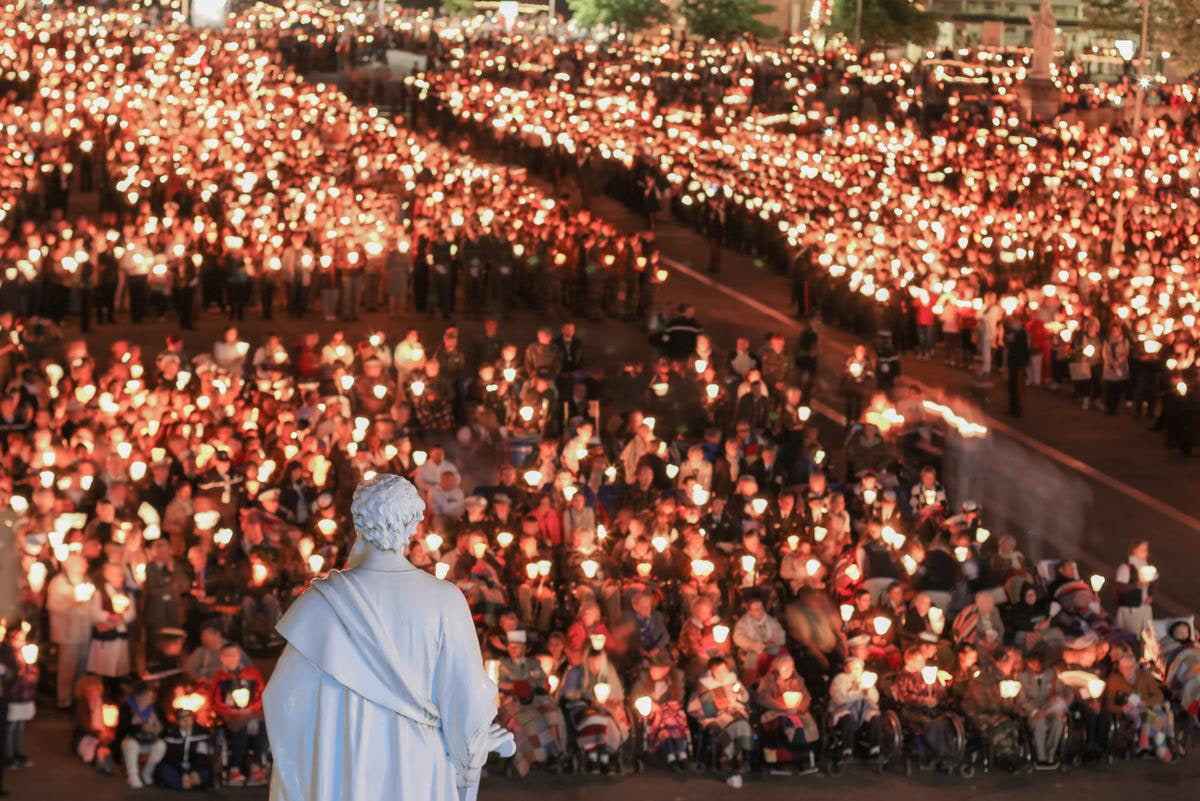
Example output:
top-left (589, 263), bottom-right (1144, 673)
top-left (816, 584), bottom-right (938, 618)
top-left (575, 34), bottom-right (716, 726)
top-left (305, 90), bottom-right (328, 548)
top-left (351, 473), bottom-right (425, 552)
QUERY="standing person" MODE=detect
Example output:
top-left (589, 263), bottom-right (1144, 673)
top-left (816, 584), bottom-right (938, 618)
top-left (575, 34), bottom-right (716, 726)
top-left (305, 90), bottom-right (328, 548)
top-left (875, 331), bottom-right (900, 396)
top-left (840, 344), bottom-right (875, 425)
top-left (46, 554), bottom-right (93, 710)
top-left (1102, 324), bottom-right (1131, 415)
top-left (1004, 316), bottom-right (1031, 417)
top-left (978, 292), bottom-right (1003, 375)
top-left (1113, 539), bottom-right (1154, 636)
top-left (318, 253), bottom-right (339, 322)
top-left (386, 231), bottom-right (412, 317)
top-left (87, 562), bottom-right (137, 695)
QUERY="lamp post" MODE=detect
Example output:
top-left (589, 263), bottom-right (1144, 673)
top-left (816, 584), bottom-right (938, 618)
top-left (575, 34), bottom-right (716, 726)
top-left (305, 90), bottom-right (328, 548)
top-left (853, 0), bottom-right (863, 47)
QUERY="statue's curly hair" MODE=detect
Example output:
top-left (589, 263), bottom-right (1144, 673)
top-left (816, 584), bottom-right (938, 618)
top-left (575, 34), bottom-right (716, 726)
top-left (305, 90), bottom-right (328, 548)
top-left (350, 473), bottom-right (425, 552)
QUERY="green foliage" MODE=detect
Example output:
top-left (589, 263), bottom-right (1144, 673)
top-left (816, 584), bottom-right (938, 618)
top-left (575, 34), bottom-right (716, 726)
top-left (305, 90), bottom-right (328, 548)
top-left (679, 0), bottom-right (777, 41)
top-left (441, 0), bottom-right (476, 17)
top-left (567, 0), bottom-right (670, 31)
top-left (830, 0), bottom-right (938, 48)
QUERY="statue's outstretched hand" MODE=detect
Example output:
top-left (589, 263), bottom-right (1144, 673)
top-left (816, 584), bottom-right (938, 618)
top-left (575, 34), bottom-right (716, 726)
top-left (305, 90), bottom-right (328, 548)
top-left (487, 723), bottom-right (516, 758)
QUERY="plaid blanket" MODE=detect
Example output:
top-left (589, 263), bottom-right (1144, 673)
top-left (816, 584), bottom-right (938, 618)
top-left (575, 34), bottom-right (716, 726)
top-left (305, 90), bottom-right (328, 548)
top-left (503, 697), bottom-right (566, 776)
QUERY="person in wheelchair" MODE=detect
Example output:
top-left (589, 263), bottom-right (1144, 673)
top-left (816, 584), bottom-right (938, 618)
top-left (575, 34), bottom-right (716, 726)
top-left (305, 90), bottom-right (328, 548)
top-left (1104, 652), bottom-right (1176, 762)
top-left (561, 648), bottom-right (630, 773)
top-left (208, 643), bottom-right (269, 786)
top-left (630, 650), bottom-right (690, 769)
top-left (687, 656), bottom-right (754, 788)
top-left (889, 647), bottom-right (960, 770)
top-left (754, 653), bottom-right (820, 773)
top-left (829, 656), bottom-right (882, 759)
top-left (1018, 644), bottom-right (1071, 770)
top-left (497, 630), bottom-right (568, 776)
top-left (951, 644), bottom-right (1026, 772)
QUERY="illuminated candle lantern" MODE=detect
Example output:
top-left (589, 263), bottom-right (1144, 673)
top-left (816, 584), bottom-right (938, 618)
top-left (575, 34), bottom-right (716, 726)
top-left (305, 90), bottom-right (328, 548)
top-left (635, 696), bottom-right (653, 717)
top-left (593, 682), bottom-right (611, 704)
top-left (999, 680), bottom-right (1022, 700)
top-left (873, 617), bottom-right (892, 636)
top-left (133, 563), bottom-right (147, 585)
top-left (74, 582), bottom-right (96, 603)
top-left (214, 528), bottom-right (234, 547)
top-left (797, 406), bottom-right (812, 422)
top-left (786, 535), bottom-right (800, 551)
top-left (844, 564), bottom-right (862, 582)
top-left (589, 634), bottom-right (607, 651)
top-left (863, 489), bottom-right (877, 506)
top-left (411, 381), bottom-right (425, 397)
top-left (840, 604), bottom-right (854, 622)
top-left (783, 690), bottom-right (802, 708)
top-left (975, 527), bottom-right (991, 544)
top-left (471, 541), bottom-right (487, 559)
top-left (813, 526), bottom-right (827, 542)
top-left (10, 496), bottom-right (28, 514)
top-left (502, 368), bottom-right (517, 383)
top-left (20, 643), bottom-right (38, 665)
top-left (373, 384), bottom-right (387, 400)
top-left (173, 693), bottom-right (207, 713)
top-left (518, 405), bottom-right (534, 422)
top-left (805, 558), bottom-right (821, 576)
top-left (548, 675), bottom-right (560, 693)
top-left (643, 417), bottom-right (656, 432)
top-left (750, 498), bottom-right (768, 516)
top-left (741, 554), bottom-right (757, 573)
top-left (665, 464), bottom-right (679, 480)
top-left (251, 564), bottom-right (269, 586)
top-left (705, 383), bottom-right (719, 399)
top-left (1138, 565), bottom-right (1159, 583)
top-left (308, 555), bottom-right (325, 574)
top-left (102, 704), bottom-right (120, 728)
top-left (340, 375), bottom-right (354, 391)
top-left (1086, 677), bottom-right (1106, 700)
top-left (523, 470), bottom-right (542, 487)
top-left (636, 562), bottom-right (652, 578)
top-left (1090, 574), bottom-right (1105, 593)
top-left (28, 562), bottom-right (48, 593)
top-left (902, 554), bottom-right (919, 575)
top-left (231, 688), bottom-right (251, 709)
top-left (413, 450), bottom-right (428, 466)
top-left (596, 525), bottom-right (607, 541)
top-left (537, 560), bottom-right (552, 578)
top-left (111, 594), bottom-right (131, 615)
top-left (712, 624), bottom-right (730, 644)
top-left (581, 559), bottom-right (599, 579)
top-left (435, 562), bottom-right (451, 580)
top-left (691, 486), bottom-right (710, 505)
top-left (317, 519), bottom-right (338, 537)
top-left (954, 546), bottom-right (970, 562)
top-left (496, 531), bottom-right (514, 549)
top-left (921, 666), bottom-right (938, 686)
top-left (928, 606), bottom-right (945, 634)
top-left (424, 533), bottom-right (444, 552)
top-left (860, 671), bottom-right (879, 689)
top-left (694, 360), bottom-right (707, 374)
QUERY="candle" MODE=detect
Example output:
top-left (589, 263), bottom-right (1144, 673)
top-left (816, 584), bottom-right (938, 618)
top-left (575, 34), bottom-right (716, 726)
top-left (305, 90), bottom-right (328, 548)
top-left (214, 528), bottom-right (234, 546)
top-left (1138, 565), bottom-right (1158, 583)
top-left (413, 450), bottom-right (428, 466)
top-left (424, 533), bottom-right (444, 552)
top-left (252, 564), bottom-right (269, 585)
top-left (20, 643), bottom-right (38, 665)
top-left (928, 606), bottom-right (945, 634)
top-left (231, 687), bottom-right (251, 708)
top-left (435, 562), bottom-right (451, 580)
top-left (705, 383), bottom-right (719, 399)
top-left (860, 671), bottom-right (878, 689)
top-left (840, 604), bottom-right (854, 622)
top-left (581, 559), bottom-right (599, 579)
top-left (873, 617), bottom-right (892, 636)
top-left (308, 555), bottom-right (325, 574)
top-left (690, 559), bottom-right (714, 578)
top-left (999, 680), bottom-right (1022, 699)
top-left (1090, 574), bottom-right (1105, 593)
top-left (750, 498), bottom-right (768, 515)
top-left (317, 518), bottom-right (338, 537)
top-left (496, 531), bottom-right (514, 549)
top-left (173, 693), bottom-right (207, 713)
top-left (635, 696), bottom-right (653, 717)
top-left (593, 682), bottom-right (611, 704)
top-left (523, 470), bottom-right (542, 487)
top-left (813, 526), bottom-right (827, 542)
top-left (844, 564), bottom-right (862, 582)
top-left (712, 624), bottom-right (730, 644)
top-left (921, 665), bottom-right (938, 685)
top-left (954, 546), bottom-right (970, 562)
top-left (102, 704), bottom-right (119, 728)
top-left (537, 560), bottom-right (552, 577)
top-left (27, 562), bottom-right (47, 593)
top-left (783, 690), bottom-right (803, 708)
top-left (741, 554), bottom-right (757, 573)
top-left (1085, 677), bottom-right (1107, 700)
top-left (589, 633), bottom-right (607, 651)
top-left (636, 562), bottom-right (652, 577)
top-left (525, 563), bottom-right (539, 580)
top-left (74, 582), bottom-right (96, 603)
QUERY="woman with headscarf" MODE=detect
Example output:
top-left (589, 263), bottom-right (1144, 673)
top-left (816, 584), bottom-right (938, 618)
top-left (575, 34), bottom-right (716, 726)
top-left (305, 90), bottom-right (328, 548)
top-left (1010, 582), bottom-right (1052, 653)
top-left (560, 649), bottom-right (629, 772)
top-left (753, 653), bottom-right (820, 772)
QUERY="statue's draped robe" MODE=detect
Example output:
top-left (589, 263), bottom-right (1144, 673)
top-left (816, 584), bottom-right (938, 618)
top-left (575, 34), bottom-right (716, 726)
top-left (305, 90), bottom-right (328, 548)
top-left (264, 568), bottom-right (497, 801)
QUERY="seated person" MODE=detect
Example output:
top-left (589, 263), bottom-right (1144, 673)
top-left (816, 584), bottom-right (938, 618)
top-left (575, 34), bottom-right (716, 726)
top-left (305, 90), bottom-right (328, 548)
top-left (158, 697), bottom-right (214, 790)
top-left (560, 648), bottom-right (630, 772)
top-left (753, 653), bottom-right (819, 772)
top-left (1018, 645), bottom-right (1071, 770)
top-left (116, 681), bottom-right (168, 789)
top-left (209, 643), bottom-right (269, 786)
top-left (952, 645), bottom-right (1024, 771)
top-left (687, 656), bottom-right (753, 788)
top-left (73, 675), bottom-right (117, 774)
top-left (630, 650), bottom-right (689, 769)
top-left (497, 630), bottom-right (567, 776)
top-left (828, 657), bottom-right (882, 758)
top-left (889, 647), bottom-right (959, 769)
top-left (732, 595), bottom-right (786, 682)
top-left (1104, 653), bottom-right (1176, 762)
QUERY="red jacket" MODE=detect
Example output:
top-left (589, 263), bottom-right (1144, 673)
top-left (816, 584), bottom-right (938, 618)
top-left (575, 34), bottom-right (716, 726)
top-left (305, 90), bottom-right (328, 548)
top-left (209, 664), bottom-right (266, 720)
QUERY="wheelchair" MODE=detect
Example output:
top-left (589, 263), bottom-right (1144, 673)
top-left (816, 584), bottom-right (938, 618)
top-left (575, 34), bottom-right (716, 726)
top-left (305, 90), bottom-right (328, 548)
top-left (887, 705), bottom-right (969, 777)
top-left (959, 711), bottom-right (1035, 775)
top-left (558, 699), bottom-right (636, 776)
top-left (629, 699), bottom-right (694, 773)
top-left (821, 707), bottom-right (902, 775)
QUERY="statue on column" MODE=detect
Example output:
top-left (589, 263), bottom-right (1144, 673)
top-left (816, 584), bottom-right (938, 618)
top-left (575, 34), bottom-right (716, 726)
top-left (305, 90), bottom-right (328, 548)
top-left (1028, 0), bottom-right (1057, 79)
top-left (264, 474), bottom-right (513, 801)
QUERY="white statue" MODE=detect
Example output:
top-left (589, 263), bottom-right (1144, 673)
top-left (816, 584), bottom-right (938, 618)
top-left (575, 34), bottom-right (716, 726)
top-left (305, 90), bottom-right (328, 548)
top-left (264, 474), bottom-right (513, 801)
top-left (1027, 0), bottom-right (1057, 79)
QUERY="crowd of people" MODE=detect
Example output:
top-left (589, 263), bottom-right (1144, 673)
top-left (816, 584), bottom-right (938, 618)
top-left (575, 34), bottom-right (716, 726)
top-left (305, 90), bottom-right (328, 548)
top-left (1, 3), bottom-right (1200, 795)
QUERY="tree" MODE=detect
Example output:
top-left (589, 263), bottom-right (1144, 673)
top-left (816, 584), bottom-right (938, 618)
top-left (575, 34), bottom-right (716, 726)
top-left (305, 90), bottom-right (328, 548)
top-left (1086, 0), bottom-right (1200, 74)
top-left (567, 0), bottom-right (670, 31)
top-left (441, 0), bottom-right (476, 17)
top-left (679, 0), bottom-right (777, 40)
top-left (830, 0), bottom-right (938, 48)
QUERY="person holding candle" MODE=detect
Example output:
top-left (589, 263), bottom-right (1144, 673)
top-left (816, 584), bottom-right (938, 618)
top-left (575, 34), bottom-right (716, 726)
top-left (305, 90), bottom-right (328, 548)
top-left (72, 674), bottom-right (117, 775)
top-left (560, 648), bottom-right (629, 773)
top-left (951, 645), bottom-right (1024, 771)
top-left (732, 595), bottom-right (786, 682)
top-left (1104, 652), bottom-right (1176, 762)
top-left (208, 643), bottom-right (269, 786)
top-left (753, 653), bottom-right (820, 772)
top-left (496, 630), bottom-right (567, 776)
top-left (687, 656), bottom-right (753, 788)
top-left (1018, 644), bottom-right (1071, 770)
top-left (2, 624), bottom-right (37, 770)
top-left (1113, 540), bottom-right (1155, 637)
top-left (86, 561), bottom-right (137, 694)
top-left (829, 656), bottom-right (882, 759)
top-left (630, 650), bottom-right (689, 768)
top-left (889, 647), bottom-right (959, 771)
top-left (46, 552), bottom-right (93, 710)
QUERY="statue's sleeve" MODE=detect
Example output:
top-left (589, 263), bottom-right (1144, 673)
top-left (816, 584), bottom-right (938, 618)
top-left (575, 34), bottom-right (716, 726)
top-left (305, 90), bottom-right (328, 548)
top-left (433, 587), bottom-right (497, 789)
